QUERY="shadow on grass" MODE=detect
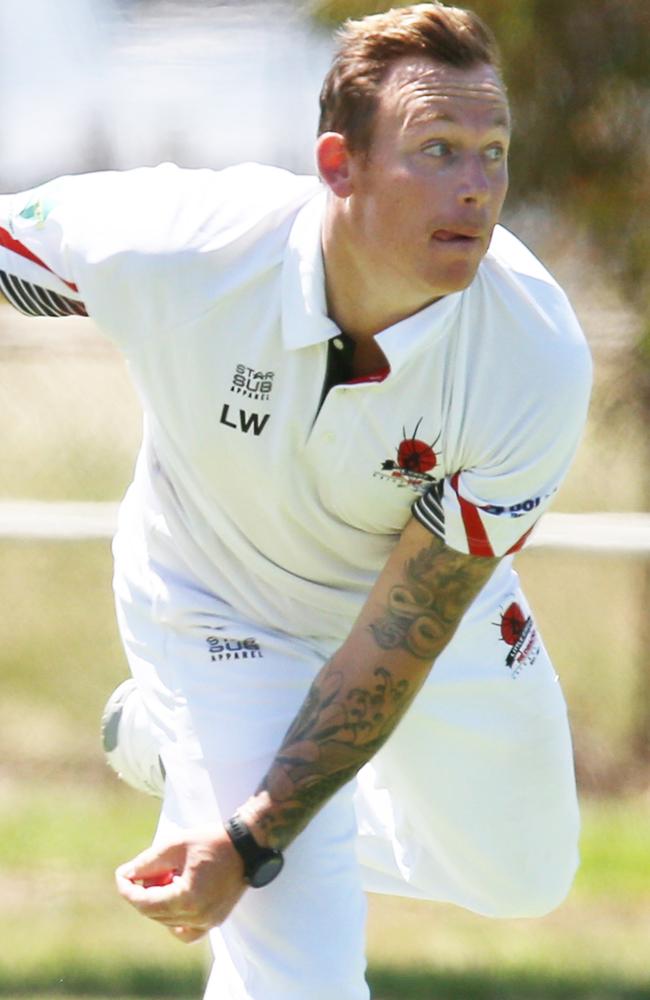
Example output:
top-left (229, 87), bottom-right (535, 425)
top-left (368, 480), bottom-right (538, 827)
top-left (2, 964), bottom-right (650, 1000)
top-left (369, 966), bottom-right (650, 1000)
top-left (0, 962), bottom-right (202, 999)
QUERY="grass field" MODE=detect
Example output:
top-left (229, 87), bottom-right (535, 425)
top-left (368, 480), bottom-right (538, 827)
top-left (1, 304), bottom-right (648, 998)
top-left (0, 778), bottom-right (649, 999)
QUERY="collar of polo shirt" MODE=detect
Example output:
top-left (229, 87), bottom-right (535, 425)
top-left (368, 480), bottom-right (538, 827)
top-left (281, 189), bottom-right (467, 376)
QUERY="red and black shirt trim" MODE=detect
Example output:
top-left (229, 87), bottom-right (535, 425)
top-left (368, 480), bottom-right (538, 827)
top-left (0, 270), bottom-right (87, 317)
top-left (412, 479), bottom-right (444, 541)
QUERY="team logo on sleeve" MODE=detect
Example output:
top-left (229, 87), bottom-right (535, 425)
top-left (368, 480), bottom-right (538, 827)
top-left (18, 196), bottom-right (56, 229)
top-left (374, 418), bottom-right (442, 493)
top-left (495, 601), bottom-right (541, 678)
top-left (482, 487), bottom-right (558, 519)
top-left (483, 497), bottom-right (542, 518)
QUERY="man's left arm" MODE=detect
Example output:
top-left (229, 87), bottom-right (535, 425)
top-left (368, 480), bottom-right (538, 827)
top-left (242, 517), bottom-right (498, 849)
top-left (116, 517), bottom-right (498, 940)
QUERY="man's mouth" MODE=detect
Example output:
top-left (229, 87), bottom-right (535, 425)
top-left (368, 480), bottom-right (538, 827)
top-left (432, 229), bottom-right (482, 244)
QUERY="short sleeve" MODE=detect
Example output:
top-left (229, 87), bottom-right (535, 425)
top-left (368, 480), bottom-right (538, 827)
top-left (0, 176), bottom-right (88, 315)
top-left (413, 338), bottom-right (592, 558)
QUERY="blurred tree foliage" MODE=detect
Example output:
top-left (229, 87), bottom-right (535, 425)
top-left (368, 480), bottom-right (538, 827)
top-left (310, 0), bottom-right (650, 357)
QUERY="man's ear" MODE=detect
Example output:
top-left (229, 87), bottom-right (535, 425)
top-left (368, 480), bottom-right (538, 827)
top-left (316, 132), bottom-right (354, 198)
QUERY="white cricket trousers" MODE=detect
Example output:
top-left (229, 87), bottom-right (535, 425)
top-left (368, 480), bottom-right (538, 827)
top-left (114, 587), bottom-right (580, 1000)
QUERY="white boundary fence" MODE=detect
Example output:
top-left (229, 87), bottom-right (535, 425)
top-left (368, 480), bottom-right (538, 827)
top-left (1, 502), bottom-right (649, 554)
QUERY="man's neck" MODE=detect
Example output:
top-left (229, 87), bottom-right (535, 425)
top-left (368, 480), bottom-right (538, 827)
top-left (321, 202), bottom-right (441, 354)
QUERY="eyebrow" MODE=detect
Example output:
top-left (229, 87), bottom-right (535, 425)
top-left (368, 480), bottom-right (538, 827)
top-left (424, 110), bottom-right (511, 130)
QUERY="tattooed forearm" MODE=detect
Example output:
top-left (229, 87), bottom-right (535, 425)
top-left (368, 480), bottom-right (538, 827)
top-left (250, 664), bottom-right (413, 849)
top-left (241, 527), bottom-right (497, 851)
top-left (370, 534), bottom-right (496, 658)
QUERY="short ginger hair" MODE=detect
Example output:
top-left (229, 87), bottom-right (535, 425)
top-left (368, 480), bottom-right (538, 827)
top-left (318, 3), bottom-right (503, 155)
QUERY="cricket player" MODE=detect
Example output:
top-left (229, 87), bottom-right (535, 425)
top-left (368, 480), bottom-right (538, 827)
top-left (0, 5), bottom-right (592, 998)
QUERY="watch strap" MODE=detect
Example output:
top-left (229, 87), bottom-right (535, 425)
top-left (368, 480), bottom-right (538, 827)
top-left (225, 812), bottom-right (284, 888)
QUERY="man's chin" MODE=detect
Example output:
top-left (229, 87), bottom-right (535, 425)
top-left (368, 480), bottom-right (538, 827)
top-left (428, 266), bottom-right (481, 297)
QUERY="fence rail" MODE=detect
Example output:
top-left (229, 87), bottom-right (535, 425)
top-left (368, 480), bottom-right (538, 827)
top-left (1, 501), bottom-right (649, 554)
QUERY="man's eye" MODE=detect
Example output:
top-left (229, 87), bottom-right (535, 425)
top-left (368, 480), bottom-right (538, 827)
top-left (484, 144), bottom-right (506, 162)
top-left (422, 141), bottom-right (450, 158)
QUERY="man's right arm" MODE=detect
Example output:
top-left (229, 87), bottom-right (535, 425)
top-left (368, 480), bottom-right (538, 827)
top-left (0, 189), bottom-right (89, 318)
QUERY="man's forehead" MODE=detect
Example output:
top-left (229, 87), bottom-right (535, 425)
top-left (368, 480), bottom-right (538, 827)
top-left (380, 56), bottom-right (510, 128)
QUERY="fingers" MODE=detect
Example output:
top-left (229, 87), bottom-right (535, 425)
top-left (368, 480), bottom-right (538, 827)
top-left (116, 841), bottom-right (183, 906)
top-left (117, 842), bottom-right (182, 885)
top-left (116, 826), bottom-right (247, 935)
top-left (115, 868), bottom-right (184, 910)
top-left (117, 873), bottom-right (211, 940)
top-left (116, 871), bottom-right (208, 937)
top-left (115, 851), bottom-right (211, 931)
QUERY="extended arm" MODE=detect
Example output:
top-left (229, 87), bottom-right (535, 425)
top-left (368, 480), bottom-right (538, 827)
top-left (240, 517), bottom-right (497, 849)
top-left (116, 517), bottom-right (497, 940)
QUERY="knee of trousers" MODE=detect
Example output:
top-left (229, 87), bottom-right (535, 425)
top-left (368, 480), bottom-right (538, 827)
top-left (404, 803), bottom-right (581, 920)
top-left (474, 833), bottom-right (580, 919)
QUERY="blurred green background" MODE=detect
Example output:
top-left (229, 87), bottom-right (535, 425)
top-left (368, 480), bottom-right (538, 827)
top-left (1, 1), bottom-right (649, 998)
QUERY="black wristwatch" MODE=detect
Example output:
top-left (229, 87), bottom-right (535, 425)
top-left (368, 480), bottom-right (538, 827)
top-left (224, 813), bottom-right (284, 888)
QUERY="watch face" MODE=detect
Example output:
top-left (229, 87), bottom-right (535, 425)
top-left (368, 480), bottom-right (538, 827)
top-left (248, 852), bottom-right (284, 889)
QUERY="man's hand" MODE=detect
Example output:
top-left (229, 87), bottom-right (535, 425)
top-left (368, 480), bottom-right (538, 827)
top-left (115, 824), bottom-right (247, 943)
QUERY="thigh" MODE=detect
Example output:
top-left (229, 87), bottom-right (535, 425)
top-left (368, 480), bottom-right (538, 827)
top-left (134, 610), bottom-right (370, 1000)
top-left (355, 591), bottom-right (580, 918)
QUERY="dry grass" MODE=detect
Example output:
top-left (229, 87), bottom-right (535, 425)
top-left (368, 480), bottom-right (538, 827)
top-left (0, 311), bottom-right (140, 501)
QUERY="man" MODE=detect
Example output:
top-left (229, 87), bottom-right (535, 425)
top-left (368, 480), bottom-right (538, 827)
top-left (0, 5), bottom-right (591, 998)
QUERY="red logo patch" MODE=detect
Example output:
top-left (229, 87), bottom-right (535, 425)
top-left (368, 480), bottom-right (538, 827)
top-left (375, 419), bottom-right (442, 492)
top-left (494, 601), bottom-right (540, 675)
top-left (498, 601), bottom-right (528, 646)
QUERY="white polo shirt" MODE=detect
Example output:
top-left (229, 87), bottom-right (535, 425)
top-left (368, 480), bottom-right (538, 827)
top-left (0, 163), bottom-right (592, 643)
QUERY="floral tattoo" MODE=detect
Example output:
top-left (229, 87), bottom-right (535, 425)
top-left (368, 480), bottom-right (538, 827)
top-left (253, 533), bottom-right (496, 849)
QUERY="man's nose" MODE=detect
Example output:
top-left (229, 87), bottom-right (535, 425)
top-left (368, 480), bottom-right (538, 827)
top-left (457, 155), bottom-right (491, 206)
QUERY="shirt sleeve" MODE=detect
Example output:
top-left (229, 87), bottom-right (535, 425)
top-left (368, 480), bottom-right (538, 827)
top-left (0, 179), bottom-right (88, 317)
top-left (0, 163), bottom-right (319, 344)
top-left (413, 337), bottom-right (593, 558)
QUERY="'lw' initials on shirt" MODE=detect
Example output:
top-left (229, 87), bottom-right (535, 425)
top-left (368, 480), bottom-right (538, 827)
top-left (219, 403), bottom-right (270, 436)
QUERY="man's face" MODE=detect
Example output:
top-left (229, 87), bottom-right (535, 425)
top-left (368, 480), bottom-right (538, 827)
top-left (346, 56), bottom-right (510, 302)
